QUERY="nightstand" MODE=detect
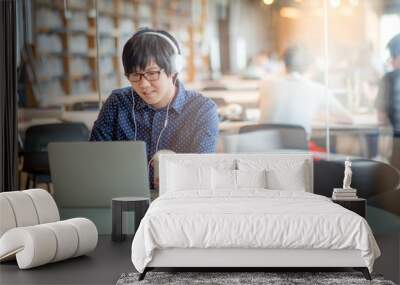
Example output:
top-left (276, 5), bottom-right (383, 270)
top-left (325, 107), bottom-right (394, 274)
top-left (332, 198), bottom-right (366, 218)
top-left (112, 197), bottom-right (150, 242)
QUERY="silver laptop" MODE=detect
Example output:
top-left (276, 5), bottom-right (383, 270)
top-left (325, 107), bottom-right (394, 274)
top-left (48, 141), bottom-right (150, 208)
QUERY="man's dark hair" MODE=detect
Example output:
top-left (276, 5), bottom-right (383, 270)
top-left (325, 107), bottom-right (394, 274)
top-left (122, 28), bottom-right (180, 76)
top-left (283, 45), bottom-right (312, 73)
top-left (387, 33), bottom-right (400, 58)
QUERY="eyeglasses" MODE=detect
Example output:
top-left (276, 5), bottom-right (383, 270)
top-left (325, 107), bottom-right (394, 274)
top-left (127, 70), bottom-right (162, 82)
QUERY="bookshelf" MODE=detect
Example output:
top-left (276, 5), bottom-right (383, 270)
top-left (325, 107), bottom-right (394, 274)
top-left (28, 0), bottom-right (209, 107)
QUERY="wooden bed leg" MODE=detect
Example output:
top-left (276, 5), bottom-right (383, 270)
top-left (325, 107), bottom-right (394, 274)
top-left (361, 268), bottom-right (372, 280)
top-left (354, 267), bottom-right (372, 280)
top-left (138, 268), bottom-right (148, 281)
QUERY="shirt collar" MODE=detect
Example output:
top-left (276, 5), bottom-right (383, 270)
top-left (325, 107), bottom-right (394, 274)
top-left (133, 80), bottom-right (186, 114)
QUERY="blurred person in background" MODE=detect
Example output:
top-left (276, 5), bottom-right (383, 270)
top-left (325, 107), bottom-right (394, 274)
top-left (241, 51), bottom-right (270, 79)
top-left (375, 33), bottom-right (400, 170)
top-left (241, 51), bottom-right (283, 80)
top-left (258, 45), bottom-right (353, 137)
top-left (351, 43), bottom-right (382, 112)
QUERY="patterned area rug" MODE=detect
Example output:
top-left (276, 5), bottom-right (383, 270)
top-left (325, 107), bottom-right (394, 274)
top-left (116, 271), bottom-right (396, 285)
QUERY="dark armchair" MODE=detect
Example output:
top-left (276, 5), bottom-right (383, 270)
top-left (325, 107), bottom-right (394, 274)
top-left (314, 158), bottom-right (400, 215)
top-left (22, 122), bottom-right (90, 189)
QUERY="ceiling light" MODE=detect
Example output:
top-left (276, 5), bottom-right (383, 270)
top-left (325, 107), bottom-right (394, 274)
top-left (330, 0), bottom-right (341, 8)
top-left (280, 7), bottom-right (301, 19)
top-left (349, 0), bottom-right (359, 6)
top-left (263, 0), bottom-right (274, 5)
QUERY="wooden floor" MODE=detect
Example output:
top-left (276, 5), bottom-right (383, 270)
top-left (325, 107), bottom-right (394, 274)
top-left (1, 234), bottom-right (398, 285)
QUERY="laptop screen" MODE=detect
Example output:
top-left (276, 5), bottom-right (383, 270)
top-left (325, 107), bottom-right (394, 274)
top-left (49, 141), bottom-right (150, 208)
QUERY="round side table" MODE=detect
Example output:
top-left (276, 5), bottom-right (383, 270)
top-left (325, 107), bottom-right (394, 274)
top-left (112, 197), bottom-right (150, 242)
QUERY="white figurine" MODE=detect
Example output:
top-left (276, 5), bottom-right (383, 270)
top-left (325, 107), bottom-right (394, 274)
top-left (343, 157), bottom-right (353, 189)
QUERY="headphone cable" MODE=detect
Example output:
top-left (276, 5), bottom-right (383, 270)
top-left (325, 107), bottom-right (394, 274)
top-left (131, 88), bottom-right (138, 141)
top-left (154, 89), bottom-right (174, 156)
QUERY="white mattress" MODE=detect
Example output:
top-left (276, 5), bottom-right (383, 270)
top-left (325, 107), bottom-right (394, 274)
top-left (131, 190), bottom-right (380, 273)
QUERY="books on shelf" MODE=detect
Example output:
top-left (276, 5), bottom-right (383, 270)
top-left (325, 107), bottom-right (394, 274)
top-left (333, 192), bottom-right (356, 197)
top-left (332, 188), bottom-right (358, 200)
top-left (333, 188), bottom-right (357, 193)
top-left (332, 194), bottom-right (358, 200)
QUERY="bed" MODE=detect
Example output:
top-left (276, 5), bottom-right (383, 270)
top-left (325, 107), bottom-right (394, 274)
top-left (131, 153), bottom-right (380, 280)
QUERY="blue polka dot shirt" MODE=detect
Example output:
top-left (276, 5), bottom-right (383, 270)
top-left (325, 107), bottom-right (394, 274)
top-left (90, 81), bottom-right (219, 185)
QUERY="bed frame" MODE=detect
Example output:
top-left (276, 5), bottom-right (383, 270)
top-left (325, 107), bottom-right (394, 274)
top-left (139, 248), bottom-right (371, 280)
top-left (138, 154), bottom-right (372, 281)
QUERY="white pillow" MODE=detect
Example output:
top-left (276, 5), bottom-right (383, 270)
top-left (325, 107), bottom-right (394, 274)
top-left (167, 163), bottom-right (212, 192)
top-left (212, 168), bottom-right (236, 191)
top-left (267, 166), bottom-right (306, 191)
top-left (236, 169), bottom-right (267, 189)
top-left (237, 159), bottom-right (308, 192)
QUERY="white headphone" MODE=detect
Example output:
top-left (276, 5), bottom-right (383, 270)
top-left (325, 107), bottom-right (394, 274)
top-left (141, 31), bottom-right (184, 74)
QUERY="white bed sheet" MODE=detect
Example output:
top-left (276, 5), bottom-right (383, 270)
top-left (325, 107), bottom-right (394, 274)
top-left (131, 190), bottom-right (380, 273)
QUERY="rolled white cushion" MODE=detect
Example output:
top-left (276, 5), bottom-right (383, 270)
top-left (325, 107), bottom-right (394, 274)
top-left (42, 221), bottom-right (79, 262)
top-left (0, 189), bottom-right (60, 239)
top-left (0, 196), bottom-right (16, 237)
top-left (65, 218), bottom-right (98, 257)
top-left (0, 218), bottom-right (98, 269)
top-left (24, 189), bottom-right (60, 223)
top-left (0, 226), bottom-right (57, 269)
top-left (0, 191), bottom-right (39, 227)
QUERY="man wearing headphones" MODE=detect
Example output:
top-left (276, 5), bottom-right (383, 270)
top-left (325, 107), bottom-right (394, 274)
top-left (90, 28), bottom-right (219, 188)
